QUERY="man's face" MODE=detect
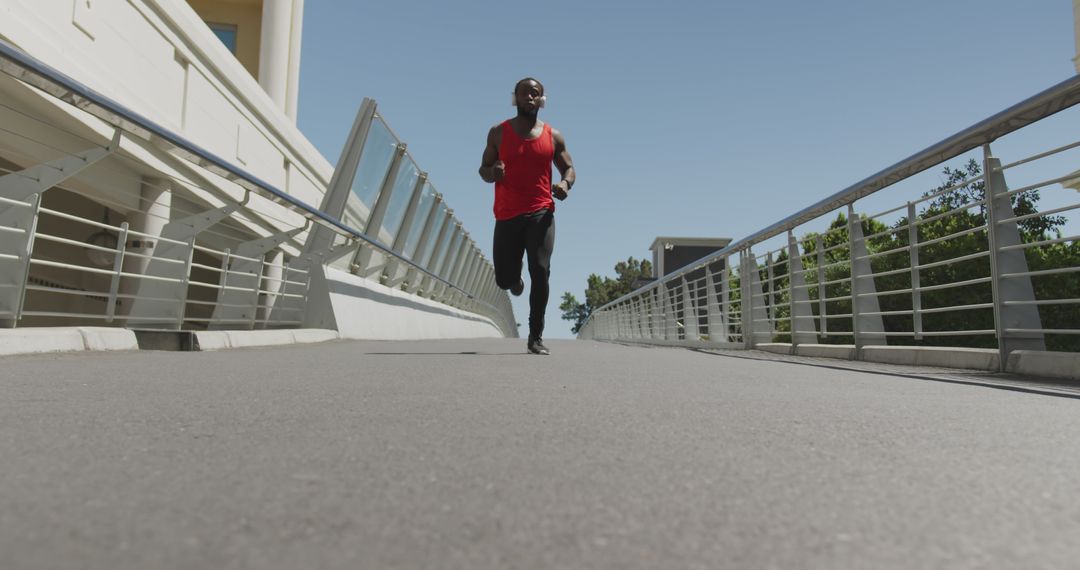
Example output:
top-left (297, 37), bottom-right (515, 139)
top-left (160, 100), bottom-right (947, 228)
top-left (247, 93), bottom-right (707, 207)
top-left (515, 80), bottom-right (544, 113)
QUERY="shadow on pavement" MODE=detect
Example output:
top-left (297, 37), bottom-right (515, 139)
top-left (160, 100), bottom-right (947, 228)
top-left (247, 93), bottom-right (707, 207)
top-left (364, 351), bottom-right (529, 356)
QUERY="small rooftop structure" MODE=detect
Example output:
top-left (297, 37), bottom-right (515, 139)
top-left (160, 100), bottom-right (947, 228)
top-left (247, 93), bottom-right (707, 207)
top-left (649, 236), bottom-right (733, 278)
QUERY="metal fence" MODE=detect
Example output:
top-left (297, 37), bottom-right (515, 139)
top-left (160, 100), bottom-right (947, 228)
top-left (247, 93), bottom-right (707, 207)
top-left (0, 38), bottom-right (515, 336)
top-left (580, 73), bottom-right (1080, 370)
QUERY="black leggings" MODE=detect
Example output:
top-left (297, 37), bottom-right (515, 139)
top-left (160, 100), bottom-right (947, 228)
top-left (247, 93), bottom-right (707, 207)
top-left (493, 209), bottom-right (555, 339)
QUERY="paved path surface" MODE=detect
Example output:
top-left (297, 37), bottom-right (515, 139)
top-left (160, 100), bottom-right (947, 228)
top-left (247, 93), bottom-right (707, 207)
top-left (3, 338), bottom-right (1080, 569)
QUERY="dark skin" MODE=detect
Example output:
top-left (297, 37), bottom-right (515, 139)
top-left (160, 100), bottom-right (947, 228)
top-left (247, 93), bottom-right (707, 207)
top-left (479, 79), bottom-right (575, 200)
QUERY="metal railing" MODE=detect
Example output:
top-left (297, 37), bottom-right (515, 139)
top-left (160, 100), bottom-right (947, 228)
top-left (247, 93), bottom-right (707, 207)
top-left (0, 38), bottom-right (515, 335)
top-left (580, 73), bottom-right (1080, 369)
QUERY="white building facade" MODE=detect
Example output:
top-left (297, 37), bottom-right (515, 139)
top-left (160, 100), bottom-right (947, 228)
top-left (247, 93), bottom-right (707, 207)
top-left (0, 0), bottom-right (514, 340)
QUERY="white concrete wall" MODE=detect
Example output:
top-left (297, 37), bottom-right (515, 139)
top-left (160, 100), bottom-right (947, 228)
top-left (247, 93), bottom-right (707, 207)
top-left (323, 267), bottom-right (503, 340)
top-left (0, 0), bottom-right (330, 213)
top-left (0, 0), bottom-right (395, 257)
top-left (185, 0), bottom-right (263, 79)
top-left (0, 0), bottom-right (509, 338)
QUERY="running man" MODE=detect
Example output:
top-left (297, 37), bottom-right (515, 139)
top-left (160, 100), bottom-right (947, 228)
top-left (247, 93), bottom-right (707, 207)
top-left (479, 77), bottom-right (576, 355)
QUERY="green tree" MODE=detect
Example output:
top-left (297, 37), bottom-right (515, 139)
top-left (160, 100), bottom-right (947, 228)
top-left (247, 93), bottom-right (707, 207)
top-left (778, 159), bottom-right (1072, 349)
top-left (560, 257), bottom-right (652, 333)
top-left (888, 159), bottom-right (1065, 347)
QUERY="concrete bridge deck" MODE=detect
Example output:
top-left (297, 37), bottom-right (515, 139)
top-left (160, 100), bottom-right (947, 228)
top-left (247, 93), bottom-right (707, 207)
top-left (3, 339), bottom-right (1080, 569)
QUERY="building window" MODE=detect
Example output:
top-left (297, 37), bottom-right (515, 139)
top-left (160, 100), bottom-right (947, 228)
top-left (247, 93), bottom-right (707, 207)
top-left (207, 22), bottom-right (238, 55)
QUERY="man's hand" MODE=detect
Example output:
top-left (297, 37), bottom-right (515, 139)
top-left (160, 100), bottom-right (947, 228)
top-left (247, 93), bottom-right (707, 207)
top-left (552, 180), bottom-right (570, 201)
top-left (492, 160), bottom-right (506, 181)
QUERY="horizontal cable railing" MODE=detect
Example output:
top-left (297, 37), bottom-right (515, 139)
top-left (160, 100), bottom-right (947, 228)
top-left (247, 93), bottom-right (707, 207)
top-left (581, 74), bottom-right (1080, 370)
top-left (0, 38), bottom-right (515, 335)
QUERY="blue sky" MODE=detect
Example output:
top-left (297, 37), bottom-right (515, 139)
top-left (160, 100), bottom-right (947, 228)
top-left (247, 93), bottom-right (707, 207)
top-left (297, 0), bottom-right (1076, 339)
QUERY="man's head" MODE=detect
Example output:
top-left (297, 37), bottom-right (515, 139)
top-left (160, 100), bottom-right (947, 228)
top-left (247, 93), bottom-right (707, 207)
top-left (513, 77), bottom-right (545, 115)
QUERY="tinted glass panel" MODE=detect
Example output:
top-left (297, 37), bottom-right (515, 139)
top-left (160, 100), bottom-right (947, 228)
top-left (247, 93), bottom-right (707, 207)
top-left (347, 119), bottom-right (397, 228)
top-left (418, 204), bottom-right (449, 267)
top-left (429, 223), bottom-right (459, 274)
top-left (379, 159), bottom-right (420, 243)
top-left (403, 183), bottom-right (437, 259)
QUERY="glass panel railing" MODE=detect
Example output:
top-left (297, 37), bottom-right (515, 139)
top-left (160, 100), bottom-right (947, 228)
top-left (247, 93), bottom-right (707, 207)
top-left (0, 41), bottom-right (518, 338)
top-left (404, 182), bottom-right (437, 258)
top-left (344, 118), bottom-right (396, 229)
top-left (380, 158), bottom-right (420, 244)
top-left (440, 229), bottom-right (465, 278)
top-left (418, 203), bottom-right (449, 267)
top-left (429, 220), bottom-right (457, 274)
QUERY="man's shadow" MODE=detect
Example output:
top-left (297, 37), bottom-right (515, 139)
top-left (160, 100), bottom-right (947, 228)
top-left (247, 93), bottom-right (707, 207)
top-left (365, 351), bottom-right (529, 356)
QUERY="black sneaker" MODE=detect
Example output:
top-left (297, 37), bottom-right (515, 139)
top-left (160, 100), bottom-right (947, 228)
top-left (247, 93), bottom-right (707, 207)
top-left (527, 337), bottom-right (550, 355)
top-left (510, 278), bottom-right (524, 297)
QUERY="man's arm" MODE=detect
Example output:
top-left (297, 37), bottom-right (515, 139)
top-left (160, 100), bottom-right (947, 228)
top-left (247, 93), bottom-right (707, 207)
top-left (478, 125), bottom-right (505, 183)
top-left (551, 128), bottom-right (575, 201)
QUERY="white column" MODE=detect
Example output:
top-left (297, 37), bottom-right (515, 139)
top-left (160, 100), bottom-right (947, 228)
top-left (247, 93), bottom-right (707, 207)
top-left (285, 0), bottom-right (304, 121)
top-left (259, 0), bottom-right (292, 113)
top-left (120, 177), bottom-right (171, 317)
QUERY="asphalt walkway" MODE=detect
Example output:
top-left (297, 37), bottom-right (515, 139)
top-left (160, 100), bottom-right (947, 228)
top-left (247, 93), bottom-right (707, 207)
top-left (2, 339), bottom-right (1079, 569)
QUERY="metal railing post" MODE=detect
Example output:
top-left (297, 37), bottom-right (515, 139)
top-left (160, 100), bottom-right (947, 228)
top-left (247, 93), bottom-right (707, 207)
top-left (705, 267), bottom-right (723, 343)
top-left (816, 235), bottom-right (827, 341)
top-left (630, 295), bottom-right (639, 341)
top-left (649, 287), bottom-right (662, 340)
top-left (105, 222), bottom-right (130, 323)
top-left (786, 243), bottom-right (795, 347)
top-left (721, 262), bottom-right (732, 343)
top-left (681, 277), bottom-right (699, 341)
top-left (657, 282), bottom-right (672, 340)
top-left (766, 251), bottom-right (776, 332)
top-left (740, 249), bottom-right (756, 348)
top-left (983, 144), bottom-right (1045, 368)
top-left (847, 204), bottom-right (886, 355)
top-left (249, 255), bottom-right (266, 329)
top-left (787, 230), bottom-right (816, 348)
top-left (306, 98), bottom-right (377, 255)
top-left (907, 202), bottom-right (923, 341)
top-left (176, 234), bottom-right (197, 329)
top-left (215, 248), bottom-right (232, 326)
top-left (0, 193), bottom-right (40, 327)
top-left (745, 248), bottom-right (771, 347)
top-left (847, 210), bottom-right (861, 352)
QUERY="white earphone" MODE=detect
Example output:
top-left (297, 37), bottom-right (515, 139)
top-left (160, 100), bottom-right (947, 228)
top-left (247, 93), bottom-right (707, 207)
top-left (512, 93), bottom-right (546, 108)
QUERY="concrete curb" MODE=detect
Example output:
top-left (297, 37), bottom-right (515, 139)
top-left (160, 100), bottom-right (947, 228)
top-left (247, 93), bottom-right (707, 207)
top-left (194, 329), bottom-right (340, 351)
top-left (78, 327), bottom-right (140, 352)
top-left (604, 338), bottom-right (744, 350)
top-left (1007, 350), bottom-right (1080, 381)
top-left (0, 327), bottom-right (340, 356)
top-left (795, 344), bottom-right (856, 360)
top-left (0, 327), bottom-right (138, 356)
top-left (862, 346), bottom-right (999, 371)
top-left (781, 344), bottom-right (1001, 372)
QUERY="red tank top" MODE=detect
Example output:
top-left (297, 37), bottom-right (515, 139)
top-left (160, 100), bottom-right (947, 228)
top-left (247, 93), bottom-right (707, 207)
top-left (494, 120), bottom-right (554, 221)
